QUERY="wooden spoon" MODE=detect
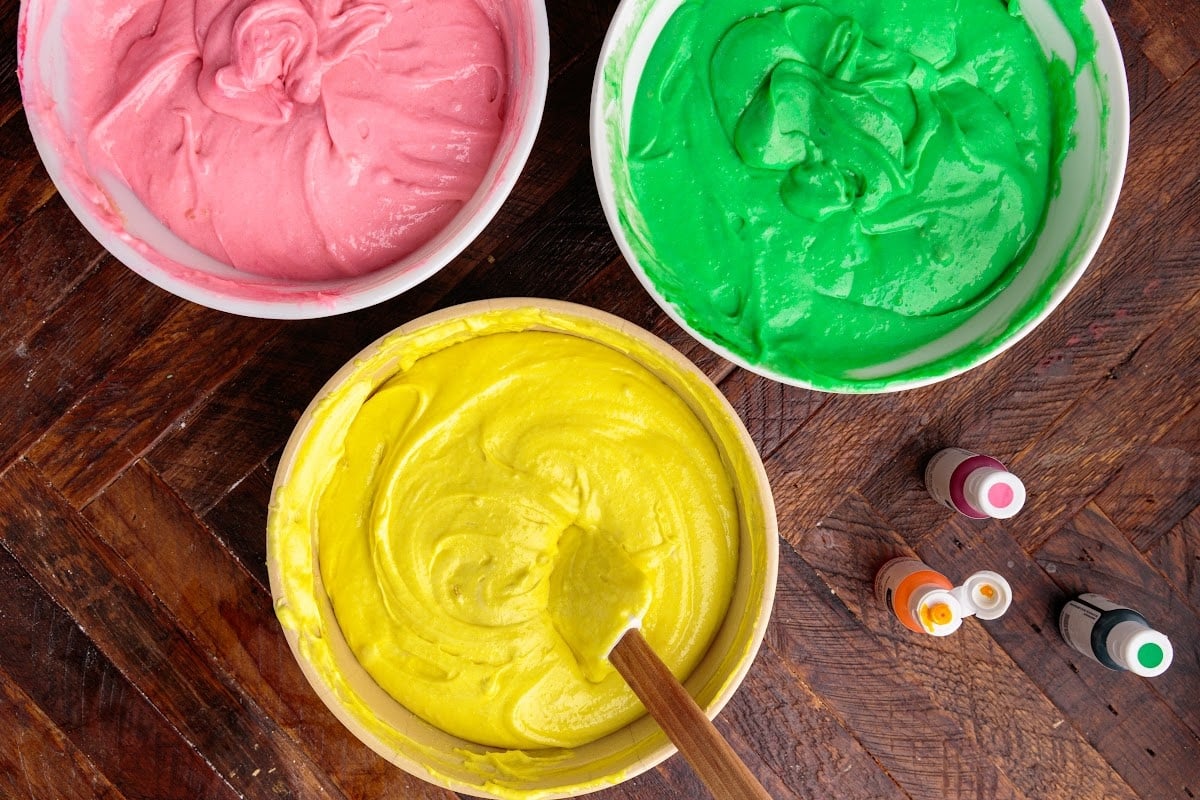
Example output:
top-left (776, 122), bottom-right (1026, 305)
top-left (549, 526), bottom-right (772, 799)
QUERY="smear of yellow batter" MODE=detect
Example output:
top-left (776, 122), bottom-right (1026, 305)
top-left (304, 320), bottom-right (738, 750)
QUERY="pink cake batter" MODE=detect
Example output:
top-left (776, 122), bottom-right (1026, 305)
top-left (36, 0), bottom-right (508, 281)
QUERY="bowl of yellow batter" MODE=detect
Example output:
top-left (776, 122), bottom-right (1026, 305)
top-left (592, 0), bottom-right (1129, 392)
top-left (267, 299), bottom-right (778, 798)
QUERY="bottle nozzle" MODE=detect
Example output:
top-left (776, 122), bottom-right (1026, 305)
top-left (953, 571), bottom-right (1013, 621)
top-left (910, 587), bottom-right (964, 636)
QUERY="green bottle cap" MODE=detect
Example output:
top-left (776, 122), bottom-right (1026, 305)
top-left (1110, 622), bottom-right (1172, 677)
top-left (1137, 642), bottom-right (1165, 669)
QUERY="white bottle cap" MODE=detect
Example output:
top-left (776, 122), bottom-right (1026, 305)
top-left (955, 571), bottom-right (1013, 621)
top-left (909, 587), bottom-right (964, 636)
top-left (963, 467), bottom-right (1026, 519)
top-left (1107, 620), bottom-right (1173, 677)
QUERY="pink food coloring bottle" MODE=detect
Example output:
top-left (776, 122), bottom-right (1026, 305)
top-left (924, 447), bottom-right (1025, 520)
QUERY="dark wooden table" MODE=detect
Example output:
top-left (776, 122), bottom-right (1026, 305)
top-left (3, 0), bottom-right (1198, 798)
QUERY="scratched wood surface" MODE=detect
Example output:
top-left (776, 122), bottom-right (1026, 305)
top-left (1, 0), bottom-right (1198, 797)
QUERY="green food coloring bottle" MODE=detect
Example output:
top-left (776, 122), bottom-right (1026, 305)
top-left (1059, 594), bottom-right (1173, 677)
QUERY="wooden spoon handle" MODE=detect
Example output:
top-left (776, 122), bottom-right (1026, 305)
top-left (610, 628), bottom-right (772, 799)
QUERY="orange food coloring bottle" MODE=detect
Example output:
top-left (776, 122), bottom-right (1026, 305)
top-left (874, 557), bottom-right (1013, 637)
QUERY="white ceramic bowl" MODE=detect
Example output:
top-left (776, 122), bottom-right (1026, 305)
top-left (266, 299), bottom-right (779, 798)
top-left (18, 0), bottom-right (549, 319)
top-left (591, 0), bottom-right (1129, 392)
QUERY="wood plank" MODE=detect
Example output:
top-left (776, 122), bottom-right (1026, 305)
top-left (715, 641), bottom-right (909, 800)
top-left (545, 0), bottom-right (620, 77)
top-left (763, 376), bottom-right (975, 548)
top-left (145, 318), bottom-right (342, 518)
top-left (567, 768), bottom-right (681, 800)
top-left (646, 755), bottom-right (713, 800)
top-left (437, 165), bottom-right (622, 308)
top-left (0, 261), bottom-right (180, 471)
top-left (27, 302), bottom-right (281, 507)
top-left (1034, 504), bottom-right (1200, 736)
top-left (0, 663), bottom-right (129, 800)
top-left (858, 215), bottom-right (1200, 555)
top-left (1117, 0), bottom-right (1200, 81)
top-left (915, 515), bottom-right (1200, 800)
top-left (0, 492), bottom-right (239, 800)
top-left (569, 256), bottom-right (664, 334)
top-left (0, 196), bottom-right (107, 350)
top-left (3, 0), bottom-right (1200, 797)
top-left (1093, 401), bottom-right (1200, 551)
top-left (0, 0), bottom-right (20, 126)
top-left (1147, 505), bottom-right (1200, 613)
top-left (0, 459), bottom-right (349, 800)
top-left (1105, 0), bottom-right (1173, 118)
top-left (793, 492), bottom-right (1139, 800)
top-left (0, 111), bottom-right (57, 239)
top-left (202, 457), bottom-right (276, 591)
top-left (718, 369), bottom-right (827, 457)
top-left (84, 459), bottom-right (457, 800)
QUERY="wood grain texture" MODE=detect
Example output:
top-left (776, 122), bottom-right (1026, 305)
top-left (712, 641), bottom-right (909, 800)
top-left (1148, 506), bottom-right (1200, 611)
top-left (0, 461), bottom-right (345, 800)
top-left (2, 0), bottom-right (1198, 798)
top-left (1094, 401), bottom-right (1200, 551)
top-left (0, 0), bottom-right (21, 126)
top-left (0, 471), bottom-right (242, 800)
top-left (0, 197), bottom-right (107, 350)
top-left (0, 667), bottom-right (128, 800)
top-left (0, 112), bottom-right (57, 234)
top-left (1113, 0), bottom-right (1200, 81)
top-left (28, 303), bottom-right (281, 506)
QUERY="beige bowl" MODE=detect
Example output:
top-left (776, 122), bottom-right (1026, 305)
top-left (266, 299), bottom-right (778, 798)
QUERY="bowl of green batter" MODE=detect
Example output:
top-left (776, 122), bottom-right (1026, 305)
top-left (591, 0), bottom-right (1129, 392)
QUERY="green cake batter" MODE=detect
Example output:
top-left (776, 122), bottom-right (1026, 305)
top-left (624, 0), bottom-right (1093, 388)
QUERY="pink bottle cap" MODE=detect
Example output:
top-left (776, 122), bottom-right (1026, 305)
top-left (963, 467), bottom-right (1025, 519)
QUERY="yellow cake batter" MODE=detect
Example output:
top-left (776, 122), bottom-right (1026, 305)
top-left (292, 315), bottom-right (739, 750)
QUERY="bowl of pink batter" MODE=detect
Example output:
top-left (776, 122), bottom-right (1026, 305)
top-left (18, 0), bottom-right (549, 318)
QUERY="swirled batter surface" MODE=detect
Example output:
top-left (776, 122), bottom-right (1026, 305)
top-left (316, 328), bottom-right (738, 749)
top-left (56, 0), bottom-right (507, 279)
top-left (625, 0), bottom-right (1082, 386)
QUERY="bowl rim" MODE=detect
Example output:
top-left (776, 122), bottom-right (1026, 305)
top-left (265, 297), bottom-right (780, 798)
top-left (17, 0), bottom-right (552, 320)
top-left (589, 0), bottom-right (1131, 393)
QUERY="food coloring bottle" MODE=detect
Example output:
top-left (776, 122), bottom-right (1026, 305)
top-left (925, 447), bottom-right (1026, 519)
top-left (1059, 594), bottom-right (1173, 677)
top-left (875, 557), bottom-right (1013, 637)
